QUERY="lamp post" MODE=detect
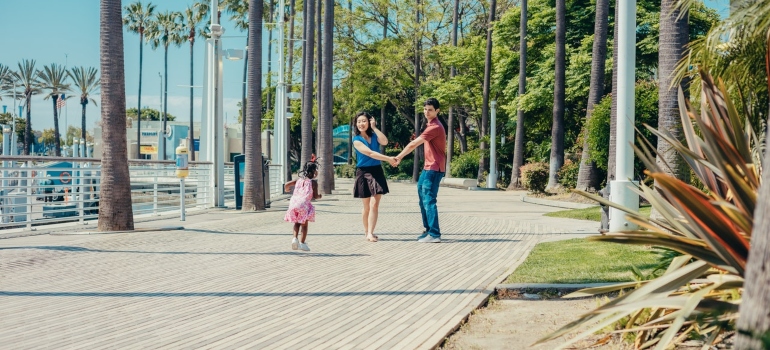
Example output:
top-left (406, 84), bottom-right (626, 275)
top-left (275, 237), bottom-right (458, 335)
top-left (609, 0), bottom-right (639, 231)
top-left (487, 100), bottom-right (497, 188)
top-left (201, 0), bottom-right (226, 207)
top-left (271, 0), bottom-right (289, 183)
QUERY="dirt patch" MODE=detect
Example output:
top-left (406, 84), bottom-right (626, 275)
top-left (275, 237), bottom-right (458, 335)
top-left (441, 298), bottom-right (632, 350)
top-left (526, 192), bottom-right (599, 204)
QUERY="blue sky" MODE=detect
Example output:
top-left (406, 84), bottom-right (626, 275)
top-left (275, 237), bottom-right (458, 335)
top-left (1, 0), bottom-right (730, 133)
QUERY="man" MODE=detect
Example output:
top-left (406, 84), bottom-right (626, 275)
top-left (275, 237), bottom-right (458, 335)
top-left (395, 98), bottom-right (447, 243)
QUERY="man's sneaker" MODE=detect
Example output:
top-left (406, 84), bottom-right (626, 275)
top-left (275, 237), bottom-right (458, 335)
top-left (291, 237), bottom-right (299, 250)
top-left (418, 236), bottom-right (441, 243)
top-left (417, 229), bottom-right (429, 240)
top-left (298, 242), bottom-right (310, 251)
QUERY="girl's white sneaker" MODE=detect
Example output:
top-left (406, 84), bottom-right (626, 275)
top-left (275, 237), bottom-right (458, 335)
top-left (291, 237), bottom-right (299, 250)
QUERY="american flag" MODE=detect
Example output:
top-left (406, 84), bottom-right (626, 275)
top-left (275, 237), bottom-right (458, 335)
top-left (56, 94), bottom-right (66, 109)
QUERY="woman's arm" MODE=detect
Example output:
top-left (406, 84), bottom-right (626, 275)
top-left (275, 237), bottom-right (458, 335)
top-left (371, 119), bottom-right (388, 146)
top-left (353, 140), bottom-right (396, 164)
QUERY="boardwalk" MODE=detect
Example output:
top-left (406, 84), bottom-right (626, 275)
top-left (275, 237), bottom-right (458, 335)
top-left (0, 179), bottom-right (597, 349)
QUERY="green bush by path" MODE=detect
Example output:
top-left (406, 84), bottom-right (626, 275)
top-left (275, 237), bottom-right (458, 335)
top-left (506, 238), bottom-right (660, 284)
top-left (557, 159), bottom-right (579, 189)
top-left (520, 162), bottom-right (549, 193)
top-left (450, 149), bottom-right (480, 179)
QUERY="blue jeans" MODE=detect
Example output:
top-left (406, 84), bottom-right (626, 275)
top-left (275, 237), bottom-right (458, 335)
top-left (418, 170), bottom-right (444, 238)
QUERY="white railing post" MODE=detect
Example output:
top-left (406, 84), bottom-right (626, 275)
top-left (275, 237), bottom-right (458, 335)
top-left (153, 163), bottom-right (159, 215)
top-left (26, 160), bottom-right (32, 229)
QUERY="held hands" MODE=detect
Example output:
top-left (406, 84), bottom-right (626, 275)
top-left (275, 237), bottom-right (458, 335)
top-left (387, 156), bottom-right (401, 167)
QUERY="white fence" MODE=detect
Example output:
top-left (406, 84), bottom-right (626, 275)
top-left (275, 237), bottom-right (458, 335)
top-left (0, 156), bottom-right (212, 230)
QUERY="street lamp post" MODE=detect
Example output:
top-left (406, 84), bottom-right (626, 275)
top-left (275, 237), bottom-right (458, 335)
top-left (487, 100), bottom-right (497, 188)
top-left (609, 0), bottom-right (639, 231)
top-left (201, 0), bottom-right (226, 207)
top-left (272, 0), bottom-right (288, 183)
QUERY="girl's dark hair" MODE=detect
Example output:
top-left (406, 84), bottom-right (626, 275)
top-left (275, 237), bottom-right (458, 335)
top-left (299, 160), bottom-right (319, 179)
top-left (353, 111), bottom-right (374, 137)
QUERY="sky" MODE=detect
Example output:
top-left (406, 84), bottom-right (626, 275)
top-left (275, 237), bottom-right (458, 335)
top-left (0, 0), bottom-right (730, 134)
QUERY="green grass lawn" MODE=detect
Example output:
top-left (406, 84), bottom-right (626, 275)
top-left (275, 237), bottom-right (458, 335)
top-left (506, 238), bottom-right (660, 284)
top-left (544, 206), bottom-right (652, 222)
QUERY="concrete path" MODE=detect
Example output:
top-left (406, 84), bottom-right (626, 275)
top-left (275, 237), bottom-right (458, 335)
top-left (0, 179), bottom-right (598, 349)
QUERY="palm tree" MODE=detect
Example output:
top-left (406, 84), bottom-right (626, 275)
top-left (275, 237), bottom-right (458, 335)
top-left (546, 0), bottom-right (566, 190)
top-left (0, 64), bottom-right (11, 96)
top-left (607, 1), bottom-right (619, 185)
top-left (12, 60), bottom-right (41, 155)
top-left (300, 0), bottom-right (316, 166)
top-left (68, 67), bottom-right (100, 142)
top-left (412, 0), bottom-right (422, 182)
top-left (147, 10), bottom-right (185, 160)
top-left (123, 1), bottom-right (156, 159)
top-left (98, 0), bottom-right (134, 231)
top-left (242, 0), bottom-right (265, 211)
top-left (445, 0), bottom-right (459, 176)
top-left (317, 0), bottom-right (334, 193)
top-left (478, 0), bottom-right (497, 183)
top-left (508, 0), bottom-right (527, 190)
top-left (575, 0), bottom-right (610, 191)
top-left (182, 2), bottom-right (209, 161)
top-left (38, 63), bottom-right (72, 157)
top-left (656, 0), bottom-right (690, 182)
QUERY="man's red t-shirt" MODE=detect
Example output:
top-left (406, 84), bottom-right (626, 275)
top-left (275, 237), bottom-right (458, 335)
top-left (420, 118), bottom-right (447, 172)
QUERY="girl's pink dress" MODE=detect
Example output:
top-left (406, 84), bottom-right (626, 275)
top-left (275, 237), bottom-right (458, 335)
top-left (284, 178), bottom-right (316, 223)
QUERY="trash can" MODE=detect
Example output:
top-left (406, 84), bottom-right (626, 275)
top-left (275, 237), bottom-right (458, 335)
top-left (234, 155), bottom-right (270, 210)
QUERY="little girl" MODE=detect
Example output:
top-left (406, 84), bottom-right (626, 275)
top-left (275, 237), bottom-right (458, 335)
top-left (283, 159), bottom-right (322, 251)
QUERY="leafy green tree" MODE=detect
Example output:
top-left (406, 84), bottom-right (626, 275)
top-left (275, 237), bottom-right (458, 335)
top-left (0, 113), bottom-right (26, 142)
top-left (125, 107), bottom-right (175, 121)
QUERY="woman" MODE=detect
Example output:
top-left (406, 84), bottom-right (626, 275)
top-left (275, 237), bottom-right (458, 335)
top-left (352, 111), bottom-right (398, 242)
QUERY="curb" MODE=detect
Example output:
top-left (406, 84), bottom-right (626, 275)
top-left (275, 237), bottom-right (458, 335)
top-left (495, 283), bottom-right (617, 300)
top-left (521, 195), bottom-right (599, 209)
top-left (50, 226), bottom-right (185, 235)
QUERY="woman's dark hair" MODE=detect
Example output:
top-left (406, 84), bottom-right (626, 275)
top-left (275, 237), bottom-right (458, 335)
top-left (299, 160), bottom-right (319, 179)
top-left (353, 111), bottom-right (374, 137)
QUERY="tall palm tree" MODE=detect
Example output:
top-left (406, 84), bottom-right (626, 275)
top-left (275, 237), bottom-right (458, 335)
top-left (607, 1), bottom-right (619, 185)
top-left (575, 0), bottom-right (610, 191)
top-left (478, 0), bottom-right (497, 183)
top-left (315, 0), bottom-right (323, 155)
top-left (318, 0), bottom-right (334, 193)
top-left (243, 0), bottom-right (265, 211)
top-left (38, 63), bottom-right (72, 157)
top-left (0, 64), bottom-right (11, 97)
top-left (546, 0), bottom-right (566, 190)
top-left (123, 1), bottom-right (156, 159)
top-left (508, 0), bottom-right (527, 190)
top-left (445, 0), bottom-right (459, 176)
top-left (300, 0), bottom-right (316, 166)
top-left (412, 0), bottom-right (422, 182)
top-left (99, 0), bottom-right (134, 231)
top-left (147, 10), bottom-right (185, 160)
top-left (182, 2), bottom-right (209, 161)
top-left (68, 67), bottom-right (100, 141)
top-left (12, 60), bottom-right (41, 155)
top-left (656, 0), bottom-right (690, 182)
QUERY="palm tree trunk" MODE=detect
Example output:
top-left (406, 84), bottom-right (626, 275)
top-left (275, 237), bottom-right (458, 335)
top-left (412, 0), bottom-right (421, 182)
top-left (315, 0), bottom-right (322, 155)
top-left (189, 40), bottom-right (196, 161)
top-left (608, 0), bottom-right (619, 184)
top-left (380, 13), bottom-right (388, 154)
top-left (137, 29), bottom-right (144, 159)
top-left (243, 0), bottom-right (265, 211)
top-left (446, 0), bottom-right (459, 176)
top-left (242, 32), bottom-right (248, 155)
top-left (735, 127), bottom-right (770, 348)
top-left (98, 0), bottom-right (134, 231)
top-left (509, 0), bottom-right (527, 190)
top-left (547, 0), bottom-right (566, 190)
top-left (300, 0), bottom-right (316, 166)
top-left (478, 0), bottom-right (496, 183)
top-left (576, 0), bottom-right (609, 191)
top-left (162, 43), bottom-right (169, 160)
top-left (267, 0), bottom-right (274, 112)
top-left (656, 0), bottom-right (689, 182)
top-left (24, 95), bottom-right (32, 155)
top-left (318, 0), bottom-right (334, 194)
top-left (287, 0), bottom-right (296, 85)
top-left (52, 97), bottom-right (62, 157)
top-left (81, 99), bottom-right (87, 140)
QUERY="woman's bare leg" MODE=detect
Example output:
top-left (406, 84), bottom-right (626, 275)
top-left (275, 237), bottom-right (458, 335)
top-left (361, 198), bottom-right (371, 237)
top-left (367, 194), bottom-right (382, 239)
top-left (300, 222), bottom-right (309, 243)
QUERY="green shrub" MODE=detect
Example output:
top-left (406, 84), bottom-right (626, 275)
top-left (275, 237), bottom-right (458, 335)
top-left (450, 149), bottom-right (480, 178)
top-left (557, 159), bottom-right (579, 189)
top-left (585, 80), bottom-right (658, 176)
top-left (520, 162), bottom-right (549, 193)
top-left (335, 164), bottom-right (357, 178)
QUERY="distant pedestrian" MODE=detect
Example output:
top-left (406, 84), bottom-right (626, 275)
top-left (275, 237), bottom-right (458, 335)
top-left (284, 158), bottom-right (322, 251)
top-left (351, 111), bottom-right (398, 242)
top-left (394, 98), bottom-right (447, 243)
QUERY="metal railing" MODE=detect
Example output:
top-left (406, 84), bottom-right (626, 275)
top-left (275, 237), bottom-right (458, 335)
top-left (0, 156), bottom-right (212, 230)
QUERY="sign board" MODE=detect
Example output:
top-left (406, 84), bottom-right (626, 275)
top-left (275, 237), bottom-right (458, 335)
top-left (140, 145), bottom-right (158, 154)
top-left (141, 131), bottom-right (159, 138)
top-left (193, 139), bottom-right (200, 151)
